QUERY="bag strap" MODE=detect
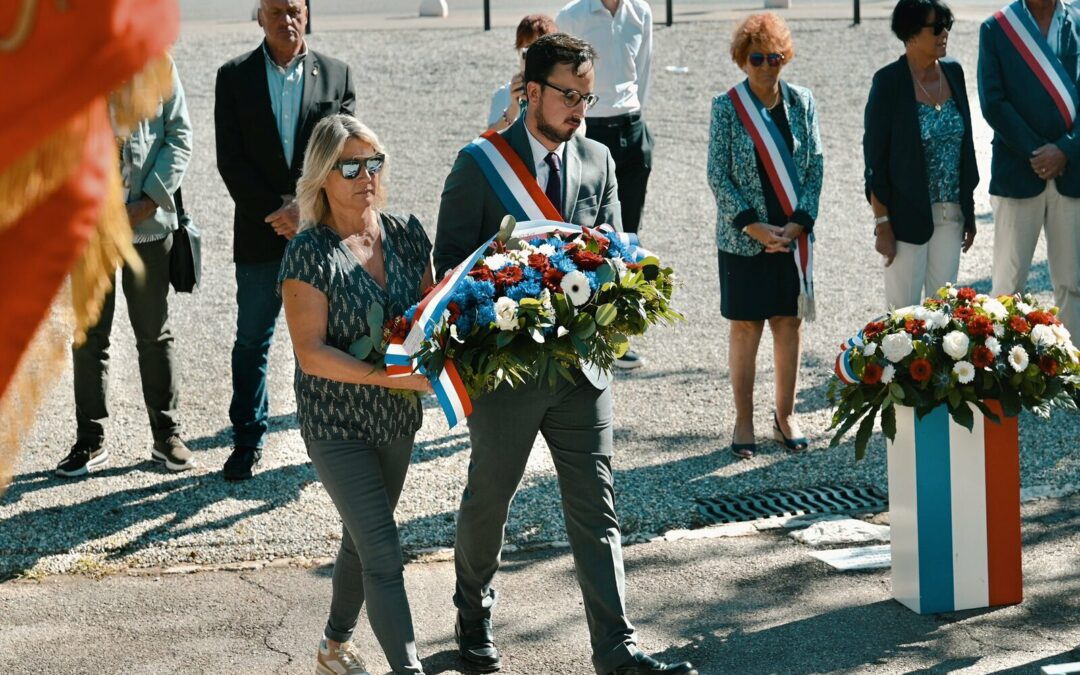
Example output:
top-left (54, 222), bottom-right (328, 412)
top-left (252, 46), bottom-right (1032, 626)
top-left (174, 186), bottom-right (186, 217)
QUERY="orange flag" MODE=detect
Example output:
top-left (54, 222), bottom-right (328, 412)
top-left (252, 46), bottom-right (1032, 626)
top-left (0, 0), bottom-right (180, 488)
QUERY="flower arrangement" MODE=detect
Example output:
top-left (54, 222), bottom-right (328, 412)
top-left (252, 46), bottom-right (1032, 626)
top-left (828, 285), bottom-right (1080, 458)
top-left (404, 218), bottom-right (682, 395)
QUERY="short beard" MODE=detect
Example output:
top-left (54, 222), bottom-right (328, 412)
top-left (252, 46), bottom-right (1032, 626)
top-left (535, 104), bottom-right (575, 144)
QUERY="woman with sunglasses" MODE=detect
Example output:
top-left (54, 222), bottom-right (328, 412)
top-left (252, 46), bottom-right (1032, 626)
top-left (707, 12), bottom-right (823, 459)
top-left (486, 13), bottom-right (558, 131)
top-left (864, 0), bottom-right (978, 310)
top-left (279, 113), bottom-right (433, 675)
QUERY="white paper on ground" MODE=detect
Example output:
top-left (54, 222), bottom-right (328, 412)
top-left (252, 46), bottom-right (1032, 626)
top-left (809, 544), bottom-right (892, 571)
top-left (1042, 663), bottom-right (1080, 674)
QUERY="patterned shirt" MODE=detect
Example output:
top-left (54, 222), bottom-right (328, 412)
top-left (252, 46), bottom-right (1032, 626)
top-left (278, 213), bottom-right (432, 445)
top-left (919, 99), bottom-right (965, 204)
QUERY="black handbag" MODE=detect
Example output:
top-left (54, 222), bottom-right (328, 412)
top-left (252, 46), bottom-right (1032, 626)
top-left (170, 187), bottom-right (201, 293)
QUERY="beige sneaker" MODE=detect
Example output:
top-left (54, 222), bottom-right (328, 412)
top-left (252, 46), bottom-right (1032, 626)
top-left (316, 638), bottom-right (370, 675)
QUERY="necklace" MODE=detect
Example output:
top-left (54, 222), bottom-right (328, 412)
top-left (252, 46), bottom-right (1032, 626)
top-left (912, 62), bottom-right (944, 112)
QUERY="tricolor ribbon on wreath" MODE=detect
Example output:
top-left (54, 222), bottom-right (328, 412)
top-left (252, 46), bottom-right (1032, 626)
top-left (384, 129), bottom-right (647, 428)
top-left (727, 80), bottom-right (815, 320)
top-left (993, 0), bottom-right (1078, 130)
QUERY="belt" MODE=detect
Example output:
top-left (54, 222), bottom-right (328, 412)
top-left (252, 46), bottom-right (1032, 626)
top-left (586, 111), bottom-right (642, 127)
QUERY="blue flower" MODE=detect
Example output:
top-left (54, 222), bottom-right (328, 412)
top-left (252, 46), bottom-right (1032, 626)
top-left (584, 271), bottom-right (598, 290)
top-left (505, 279), bottom-right (542, 301)
top-left (476, 301), bottom-right (496, 327)
top-left (550, 251), bottom-right (578, 274)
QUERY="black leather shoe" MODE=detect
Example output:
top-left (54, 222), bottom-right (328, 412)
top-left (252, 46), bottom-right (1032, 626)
top-left (606, 652), bottom-right (699, 675)
top-left (223, 446), bottom-right (261, 481)
top-left (455, 613), bottom-right (501, 672)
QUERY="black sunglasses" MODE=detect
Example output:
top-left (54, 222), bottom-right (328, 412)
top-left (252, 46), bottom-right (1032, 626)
top-left (749, 52), bottom-right (785, 68)
top-left (333, 154), bottom-right (385, 179)
top-left (924, 17), bottom-right (954, 35)
top-left (539, 80), bottom-right (599, 109)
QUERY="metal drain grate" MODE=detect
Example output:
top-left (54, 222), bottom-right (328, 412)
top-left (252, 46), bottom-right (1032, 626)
top-left (695, 484), bottom-right (888, 524)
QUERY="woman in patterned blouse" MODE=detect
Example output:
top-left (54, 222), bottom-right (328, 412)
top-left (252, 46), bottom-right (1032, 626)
top-left (279, 114), bottom-right (432, 675)
top-left (864, 0), bottom-right (978, 310)
top-left (707, 13), bottom-right (824, 458)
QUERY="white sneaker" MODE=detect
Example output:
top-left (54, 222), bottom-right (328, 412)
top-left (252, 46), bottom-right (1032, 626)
top-left (316, 638), bottom-right (370, 675)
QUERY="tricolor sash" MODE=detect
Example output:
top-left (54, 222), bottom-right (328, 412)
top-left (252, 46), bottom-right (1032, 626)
top-left (727, 80), bottom-right (815, 320)
top-left (994, 0), bottom-right (1078, 130)
top-left (462, 129), bottom-right (564, 222)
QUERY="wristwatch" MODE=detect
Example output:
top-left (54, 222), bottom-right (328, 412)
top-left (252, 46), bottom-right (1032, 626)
top-left (874, 215), bottom-right (890, 225)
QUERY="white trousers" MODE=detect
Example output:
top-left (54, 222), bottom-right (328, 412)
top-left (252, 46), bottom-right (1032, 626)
top-left (884, 202), bottom-right (964, 310)
top-left (991, 180), bottom-right (1080, 340)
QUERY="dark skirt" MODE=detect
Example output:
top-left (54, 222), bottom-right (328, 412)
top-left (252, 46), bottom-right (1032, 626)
top-left (718, 248), bottom-right (799, 321)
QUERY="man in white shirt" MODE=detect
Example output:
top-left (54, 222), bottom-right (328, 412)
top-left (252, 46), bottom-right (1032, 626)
top-left (558, 0), bottom-right (654, 370)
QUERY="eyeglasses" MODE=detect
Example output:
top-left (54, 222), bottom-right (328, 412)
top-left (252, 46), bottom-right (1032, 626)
top-left (924, 17), bottom-right (953, 35)
top-left (333, 154), bottom-right (385, 180)
top-left (539, 80), bottom-right (599, 109)
top-left (748, 52), bottom-right (785, 68)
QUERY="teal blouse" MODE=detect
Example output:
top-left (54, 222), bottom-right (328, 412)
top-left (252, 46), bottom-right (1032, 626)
top-left (278, 213), bottom-right (432, 445)
top-left (918, 99), bottom-right (964, 204)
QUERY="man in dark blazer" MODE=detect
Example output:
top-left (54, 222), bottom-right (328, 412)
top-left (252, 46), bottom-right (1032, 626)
top-left (215, 0), bottom-right (355, 480)
top-left (979, 0), bottom-right (1080, 339)
top-left (434, 33), bottom-right (696, 675)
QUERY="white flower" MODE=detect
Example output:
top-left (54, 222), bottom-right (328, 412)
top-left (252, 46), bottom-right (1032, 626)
top-left (1031, 324), bottom-right (1057, 348)
top-left (560, 270), bottom-right (592, 306)
top-left (881, 332), bottom-right (914, 363)
top-left (943, 331), bottom-right (970, 360)
top-left (953, 360), bottom-right (976, 384)
top-left (881, 364), bottom-right (896, 384)
top-left (506, 249), bottom-right (530, 265)
top-left (1017, 301), bottom-right (1034, 314)
top-left (929, 311), bottom-right (950, 329)
top-left (975, 293), bottom-right (990, 302)
top-left (892, 305), bottom-right (918, 321)
top-left (1052, 324), bottom-right (1072, 346)
top-left (483, 253), bottom-right (509, 270)
top-left (913, 306), bottom-right (930, 322)
top-left (556, 326), bottom-right (569, 338)
top-left (611, 257), bottom-right (628, 276)
top-left (537, 243), bottom-right (557, 257)
top-left (982, 298), bottom-right (1008, 320)
top-left (538, 288), bottom-right (554, 317)
top-left (985, 336), bottom-right (1002, 357)
top-left (1008, 345), bottom-right (1029, 372)
top-left (494, 297), bottom-right (519, 331)
top-left (948, 286), bottom-right (959, 298)
top-left (993, 323), bottom-right (1005, 337)
top-left (863, 342), bottom-right (878, 357)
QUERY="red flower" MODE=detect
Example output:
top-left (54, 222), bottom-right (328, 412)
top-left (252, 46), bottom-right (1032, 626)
top-left (527, 253), bottom-right (549, 270)
top-left (863, 321), bottom-right (886, 340)
top-left (967, 315), bottom-right (994, 337)
top-left (1039, 355), bottom-right (1058, 376)
top-left (469, 266), bottom-right (495, 283)
top-left (972, 346), bottom-right (994, 369)
top-left (579, 227), bottom-right (610, 255)
top-left (1027, 310), bottom-right (1056, 326)
top-left (904, 318), bottom-right (927, 337)
top-left (957, 287), bottom-right (977, 302)
top-left (862, 362), bottom-right (883, 385)
top-left (541, 266), bottom-right (565, 292)
top-left (384, 316), bottom-right (409, 340)
top-left (446, 302), bottom-right (461, 325)
top-left (953, 306), bottom-right (974, 321)
top-left (926, 298), bottom-right (945, 307)
top-left (1010, 316), bottom-right (1031, 334)
top-left (571, 249), bottom-right (606, 271)
top-left (909, 358), bottom-right (933, 382)
top-left (494, 266), bottom-right (523, 288)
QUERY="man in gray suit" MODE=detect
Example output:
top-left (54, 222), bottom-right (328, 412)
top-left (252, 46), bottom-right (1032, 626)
top-left (434, 33), bottom-right (696, 675)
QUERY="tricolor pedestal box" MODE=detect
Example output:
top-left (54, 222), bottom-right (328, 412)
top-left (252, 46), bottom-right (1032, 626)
top-left (886, 401), bottom-right (1023, 614)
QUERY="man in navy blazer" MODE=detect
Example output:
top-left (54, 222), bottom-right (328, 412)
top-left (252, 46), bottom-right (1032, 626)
top-left (215, 0), bottom-right (355, 480)
top-left (978, 0), bottom-right (1080, 338)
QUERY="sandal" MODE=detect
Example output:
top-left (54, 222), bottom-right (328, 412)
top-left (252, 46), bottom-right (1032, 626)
top-left (730, 435), bottom-right (756, 460)
top-left (773, 412), bottom-right (809, 453)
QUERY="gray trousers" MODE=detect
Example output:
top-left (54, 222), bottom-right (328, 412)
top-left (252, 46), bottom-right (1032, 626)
top-left (453, 372), bottom-right (637, 674)
top-left (73, 235), bottom-right (179, 445)
top-left (307, 436), bottom-right (424, 675)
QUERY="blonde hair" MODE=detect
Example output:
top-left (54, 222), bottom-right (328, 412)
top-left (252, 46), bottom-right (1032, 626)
top-left (730, 13), bottom-right (795, 67)
top-left (296, 114), bottom-right (388, 232)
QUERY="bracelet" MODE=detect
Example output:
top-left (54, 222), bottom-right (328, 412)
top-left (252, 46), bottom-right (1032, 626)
top-left (874, 215), bottom-right (890, 225)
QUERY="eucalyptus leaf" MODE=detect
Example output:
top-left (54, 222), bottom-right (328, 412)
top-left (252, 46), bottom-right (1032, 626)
top-left (366, 303), bottom-right (384, 336)
top-left (348, 335), bottom-right (374, 361)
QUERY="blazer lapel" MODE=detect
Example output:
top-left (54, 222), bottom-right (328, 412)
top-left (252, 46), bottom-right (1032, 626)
top-left (506, 119), bottom-right (537, 178)
top-left (245, 47), bottom-right (289, 175)
top-left (940, 61), bottom-right (969, 119)
top-left (296, 50), bottom-right (319, 153)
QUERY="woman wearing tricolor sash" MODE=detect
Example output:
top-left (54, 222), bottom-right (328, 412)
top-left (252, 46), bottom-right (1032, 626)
top-left (864, 0), bottom-right (979, 311)
top-left (707, 13), bottom-right (824, 459)
top-left (279, 115), bottom-right (433, 675)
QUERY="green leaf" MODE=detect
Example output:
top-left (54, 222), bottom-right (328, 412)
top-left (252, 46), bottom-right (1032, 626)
top-left (888, 382), bottom-right (905, 403)
top-left (366, 303), bottom-right (384, 336)
top-left (496, 214), bottom-right (517, 243)
top-left (595, 303), bottom-right (617, 327)
top-left (972, 399), bottom-right (1001, 424)
top-left (947, 389), bottom-right (962, 409)
top-left (951, 401), bottom-right (975, 432)
top-left (853, 405), bottom-right (880, 461)
top-left (348, 335), bottom-right (374, 361)
top-left (609, 333), bottom-right (629, 358)
top-left (528, 327), bottom-right (545, 344)
top-left (880, 403), bottom-right (897, 441)
top-left (572, 314), bottom-right (596, 340)
top-left (495, 331), bottom-right (515, 348)
top-left (571, 335), bottom-right (590, 358)
top-left (595, 262), bottom-right (616, 286)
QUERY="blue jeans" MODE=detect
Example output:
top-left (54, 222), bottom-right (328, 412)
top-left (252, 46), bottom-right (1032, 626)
top-left (230, 261), bottom-right (283, 449)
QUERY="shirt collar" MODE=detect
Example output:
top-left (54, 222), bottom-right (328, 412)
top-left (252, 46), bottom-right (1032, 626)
top-left (1023, 0), bottom-right (1065, 21)
top-left (525, 126), bottom-right (565, 169)
top-left (590, 0), bottom-right (613, 15)
top-left (262, 40), bottom-right (308, 72)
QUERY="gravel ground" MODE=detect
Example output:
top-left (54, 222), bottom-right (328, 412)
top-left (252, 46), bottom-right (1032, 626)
top-left (3, 17), bottom-right (1078, 576)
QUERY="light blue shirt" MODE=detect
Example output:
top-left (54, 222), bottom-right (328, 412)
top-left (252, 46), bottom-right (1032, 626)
top-left (263, 42), bottom-right (306, 167)
top-left (1024, 0), bottom-right (1065, 55)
